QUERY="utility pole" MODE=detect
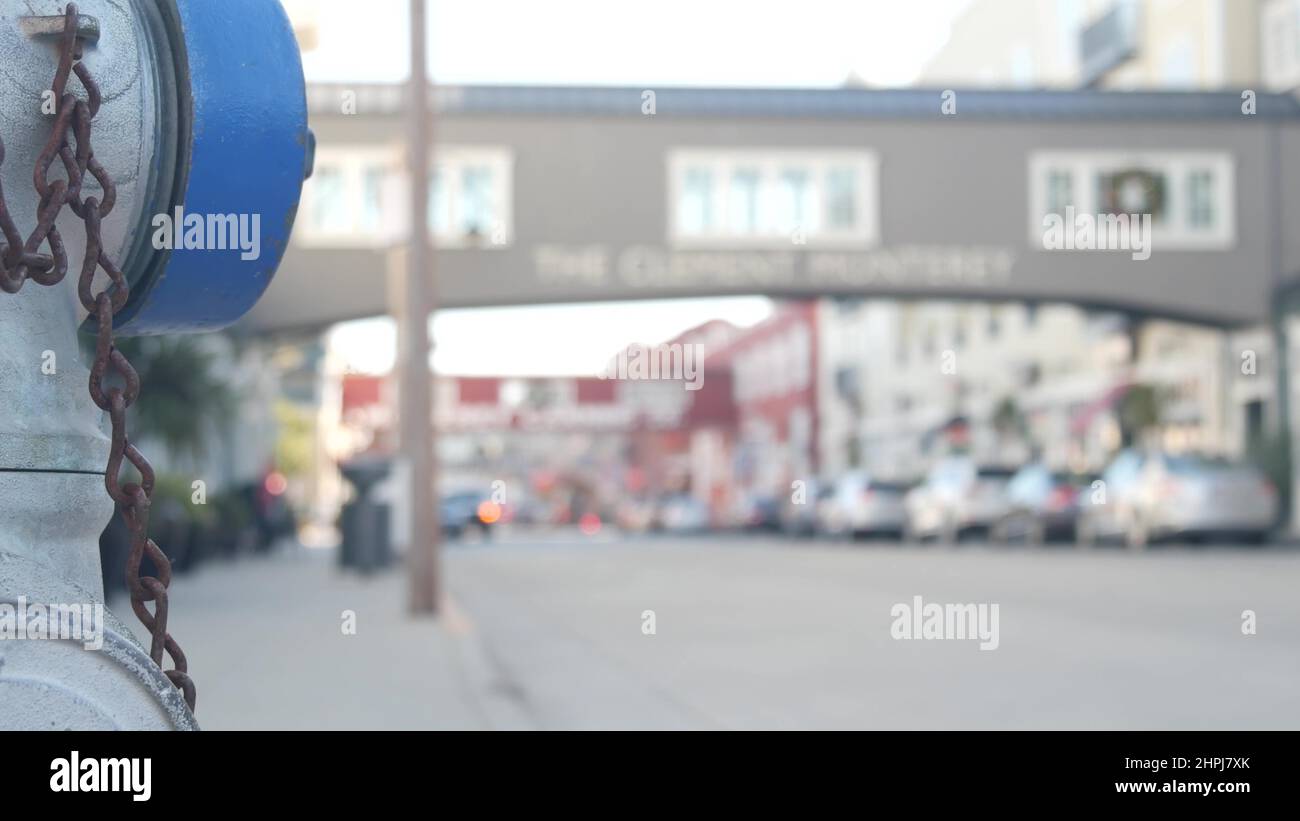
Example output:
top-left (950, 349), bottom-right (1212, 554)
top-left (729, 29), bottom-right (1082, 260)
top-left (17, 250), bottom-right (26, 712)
top-left (402, 0), bottom-right (440, 613)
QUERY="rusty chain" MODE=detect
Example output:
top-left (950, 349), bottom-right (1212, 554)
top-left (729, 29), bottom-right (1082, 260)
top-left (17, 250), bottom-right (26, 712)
top-left (0, 4), bottom-right (195, 712)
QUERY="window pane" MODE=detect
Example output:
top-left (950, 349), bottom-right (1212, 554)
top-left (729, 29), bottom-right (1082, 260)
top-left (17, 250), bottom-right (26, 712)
top-left (312, 167), bottom-right (349, 232)
top-left (825, 166), bottom-right (857, 230)
top-left (460, 165), bottom-right (495, 238)
top-left (428, 168), bottom-right (449, 235)
top-left (727, 167), bottom-right (760, 233)
top-left (772, 168), bottom-right (810, 233)
top-left (359, 167), bottom-right (385, 232)
top-left (1046, 169), bottom-right (1072, 215)
top-left (1187, 169), bottom-right (1215, 229)
top-left (679, 167), bottom-right (714, 234)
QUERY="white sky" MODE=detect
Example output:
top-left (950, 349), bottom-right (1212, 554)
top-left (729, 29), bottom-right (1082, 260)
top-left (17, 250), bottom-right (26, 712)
top-left (302, 0), bottom-right (971, 375)
top-left (296, 0), bottom-right (971, 87)
top-left (330, 297), bottom-right (775, 376)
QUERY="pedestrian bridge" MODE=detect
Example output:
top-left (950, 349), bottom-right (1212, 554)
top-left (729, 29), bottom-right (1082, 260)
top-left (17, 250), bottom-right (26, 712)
top-left (247, 85), bottom-right (1300, 332)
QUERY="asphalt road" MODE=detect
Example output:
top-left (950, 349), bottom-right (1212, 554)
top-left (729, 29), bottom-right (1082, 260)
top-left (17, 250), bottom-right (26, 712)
top-left (150, 533), bottom-right (1300, 730)
top-left (445, 533), bottom-right (1300, 729)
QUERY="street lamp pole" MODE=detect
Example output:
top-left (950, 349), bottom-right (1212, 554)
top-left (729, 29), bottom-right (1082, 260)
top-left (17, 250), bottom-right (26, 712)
top-left (403, 0), bottom-right (440, 613)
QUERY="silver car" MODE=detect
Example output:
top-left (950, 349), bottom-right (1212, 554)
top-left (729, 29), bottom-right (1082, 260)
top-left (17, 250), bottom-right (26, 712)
top-left (903, 459), bottom-right (1016, 542)
top-left (1077, 450), bottom-right (1277, 548)
top-left (818, 472), bottom-right (909, 538)
top-left (780, 479), bottom-right (832, 537)
top-left (656, 494), bottom-right (711, 534)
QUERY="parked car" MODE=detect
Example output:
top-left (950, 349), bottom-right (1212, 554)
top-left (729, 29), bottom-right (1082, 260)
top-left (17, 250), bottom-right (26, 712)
top-left (818, 472), bottom-right (909, 538)
top-left (903, 459), bottom-right (1016, 542)
top-left (656, 493), bottom-right (711, 534)
top-left (1077, 450), bottom-right (1277, 548)
top-left (441, 490), bottom-right (494, 540)
top-left (615, 495), bottom-right (657, 533)
top-left (732, 492), bottom-right (782, 532)
top-left (992, 463), bottom-right (1095, 543)
top-left (780, 479), bottom-right (832, 537)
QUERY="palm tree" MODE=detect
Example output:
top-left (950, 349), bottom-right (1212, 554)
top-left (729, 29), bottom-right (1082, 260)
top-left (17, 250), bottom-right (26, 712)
top-left (989, 395), bottom-right (1036, 463)
top-left (94, 335), bottom-right (239, 591)
top-left (1116, 383), bottom-right (1164, 447)
top-left (992, 396), bottom-right (1026, 441)
top-left (98, 335), bottom-right (237, 462)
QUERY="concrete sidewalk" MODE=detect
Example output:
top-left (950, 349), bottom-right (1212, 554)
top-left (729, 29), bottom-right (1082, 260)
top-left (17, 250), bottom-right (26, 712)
top-left (123, 545), bottom-right (510, 730)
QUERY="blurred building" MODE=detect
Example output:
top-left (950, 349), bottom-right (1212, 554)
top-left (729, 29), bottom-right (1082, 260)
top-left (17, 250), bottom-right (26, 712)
top-left (265, 70), bottom-right (1300, 530)
top-left (817, 300), bottom-right (1240, 479)
top-left (819, 301), bottom-right (1111, 477)
top-left (903, 0), bottom-right (1280, 481)
top-left (281, 0), bottom-right (320, 53)
top-left (323, 306), bottom-right (823, 523)
top-left (1262, 0), bottom-right (1300, 89)
top-left (921, 0), bottom-right (1265, 90)
top-left (707, 303), bottom-right (818, 511)
top-left (258, 82), bottom-right (1298, 330)
top-left (321, 293), bottom-right (1276, 531)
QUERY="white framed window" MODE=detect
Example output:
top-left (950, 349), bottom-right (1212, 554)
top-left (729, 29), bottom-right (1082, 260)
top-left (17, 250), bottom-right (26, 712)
top-left (667, 149), bottom-right (879, 248)
top-left (429, 146), bottom-right (514, 248)
top-left (1028, 151), bottom-right (1235, 250)
top-left (299, 146), bottom-right (403, 247)
top-left (296, 145), bottom-right (513, 249)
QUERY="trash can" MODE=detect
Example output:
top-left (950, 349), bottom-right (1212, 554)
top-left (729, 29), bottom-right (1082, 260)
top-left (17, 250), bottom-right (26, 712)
top-left (338, 457), bottom-right (392, 574)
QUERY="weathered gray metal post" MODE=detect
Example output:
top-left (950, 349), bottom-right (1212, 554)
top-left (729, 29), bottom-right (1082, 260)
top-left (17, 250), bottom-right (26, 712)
top-left (402, 0), bottom-right (442, 614)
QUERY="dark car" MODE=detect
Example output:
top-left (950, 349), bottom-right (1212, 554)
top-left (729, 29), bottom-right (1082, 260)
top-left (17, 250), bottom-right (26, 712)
top-left (780, 479), bottom-right (832, 537)
top-left (992, 463), bottom-right (1094, 543)
top-left (441, 490), bottom-right (494, 540)
top-left (734, 492), bottom-right (782, 532)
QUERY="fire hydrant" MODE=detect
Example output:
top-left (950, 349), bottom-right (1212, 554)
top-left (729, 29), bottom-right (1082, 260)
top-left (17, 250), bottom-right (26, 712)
top-left (0, 0), bottom-right (308, 729)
